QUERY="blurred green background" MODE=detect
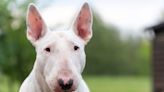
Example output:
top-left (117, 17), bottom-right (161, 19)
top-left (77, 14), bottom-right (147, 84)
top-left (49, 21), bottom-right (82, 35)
top-left (0, 0), bottom-right (152, 92)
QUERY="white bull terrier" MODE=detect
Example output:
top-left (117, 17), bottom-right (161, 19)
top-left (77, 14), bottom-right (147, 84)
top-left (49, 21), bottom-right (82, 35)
top-left (19, 2), bottom-right (93, 92)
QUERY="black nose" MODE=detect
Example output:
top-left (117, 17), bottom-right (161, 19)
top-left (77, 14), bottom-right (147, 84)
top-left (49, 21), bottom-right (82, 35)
top-left (58, 79), bottom-right (73, 90)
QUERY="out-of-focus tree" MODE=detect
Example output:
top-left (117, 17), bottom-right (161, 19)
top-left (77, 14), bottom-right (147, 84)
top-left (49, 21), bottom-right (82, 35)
top-left (85, 14), bottom-right (124, 75)
top-left (0, 0), bottom-right (34, 84)
top-left (84, 13), bottom-right (151, 76)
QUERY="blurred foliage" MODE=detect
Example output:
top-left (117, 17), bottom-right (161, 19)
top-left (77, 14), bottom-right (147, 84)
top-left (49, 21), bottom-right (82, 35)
top-left (0, 0), bottom-right (34, 83)
top-left (84, 14), bottom-right (151, 76)
top-left (0, 0), bottom-right (151, 86)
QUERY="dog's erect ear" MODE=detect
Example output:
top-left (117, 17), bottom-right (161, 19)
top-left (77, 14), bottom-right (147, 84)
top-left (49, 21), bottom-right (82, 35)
top-left (26, 3), bottom-right (47, 45)
top-left (73, 3), bottom-right (93, 44)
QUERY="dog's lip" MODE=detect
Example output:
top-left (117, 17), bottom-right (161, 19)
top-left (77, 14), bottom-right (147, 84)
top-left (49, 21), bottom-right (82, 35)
top-left (54, 87), bottom-right (76, 92)
top-left (54, 89), bottom-right (75, 92)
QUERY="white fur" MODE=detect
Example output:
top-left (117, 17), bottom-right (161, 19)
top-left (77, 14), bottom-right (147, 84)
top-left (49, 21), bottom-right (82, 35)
top-left (19, 2), bottom-right (92, 92)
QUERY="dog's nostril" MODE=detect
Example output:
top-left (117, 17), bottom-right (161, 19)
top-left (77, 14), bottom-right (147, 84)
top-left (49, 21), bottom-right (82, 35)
top-left (58, 79), bottom-right (64, 86)
top-left (68, 79), bottom-right (73, 86)
top-left (58, 79), bottom-right (73, 90)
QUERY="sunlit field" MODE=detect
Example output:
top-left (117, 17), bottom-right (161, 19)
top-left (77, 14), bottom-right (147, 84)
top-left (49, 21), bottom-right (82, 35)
top-left (0, 75), bottom-right (19, 92)
top-left (0, 75), bottom-right (151, 92)
top-left (84, 76), bottom-right (151, 92)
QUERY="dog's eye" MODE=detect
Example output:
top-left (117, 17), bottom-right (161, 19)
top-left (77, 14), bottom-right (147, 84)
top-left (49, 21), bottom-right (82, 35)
top-left (45, 47), bottom-right (51, 52)
top-left (74, 45), bottom-right (79, 51)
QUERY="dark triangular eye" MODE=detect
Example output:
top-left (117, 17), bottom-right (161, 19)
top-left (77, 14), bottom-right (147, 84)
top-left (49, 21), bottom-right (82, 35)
top-left (74, 45), bottom-right (79, 51)
top-left (45, 47), bottom-right (51, 52)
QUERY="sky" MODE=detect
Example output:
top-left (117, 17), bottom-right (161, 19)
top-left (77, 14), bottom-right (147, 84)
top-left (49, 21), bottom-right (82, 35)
top-left (36, 0), bottom-right (164, 36)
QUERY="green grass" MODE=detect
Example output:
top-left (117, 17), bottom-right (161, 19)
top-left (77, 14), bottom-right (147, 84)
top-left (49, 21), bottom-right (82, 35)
top-left (0, 75), bottom-right (151, 92)
top-left (0, 75), bottom-right (19, 92)
top-left (84, 76), bottom-right (151, 92)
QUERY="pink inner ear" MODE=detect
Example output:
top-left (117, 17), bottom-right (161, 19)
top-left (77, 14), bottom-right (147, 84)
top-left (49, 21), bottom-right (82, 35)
top-left (77, 22), bottom-right (90, 39)
top-left (28, 8), bottom-right (43, 40)
top-left (76, 7), bottom-right (91, 40)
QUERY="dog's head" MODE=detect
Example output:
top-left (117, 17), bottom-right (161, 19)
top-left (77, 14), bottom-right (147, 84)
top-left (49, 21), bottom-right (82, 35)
top-left (26, 3), bottom-right (92, 92)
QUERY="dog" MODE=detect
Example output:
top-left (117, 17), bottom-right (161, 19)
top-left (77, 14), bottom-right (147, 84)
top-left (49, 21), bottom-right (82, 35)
top-left (19, 2), bottom-right (93, 92)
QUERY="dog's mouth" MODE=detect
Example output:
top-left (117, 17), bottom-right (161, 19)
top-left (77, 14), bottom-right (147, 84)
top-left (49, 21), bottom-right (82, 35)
top-left (62, 90), bottom-right (75, 92)
top-left (54, 87), bottom-right (76, 92)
